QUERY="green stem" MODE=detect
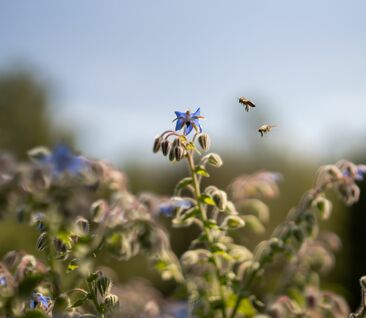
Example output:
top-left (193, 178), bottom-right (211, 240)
top-left (186, 151), bottom-right (227, 318)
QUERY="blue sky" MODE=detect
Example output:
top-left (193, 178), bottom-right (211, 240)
top-left (1, 1), bottom-right (365, 163)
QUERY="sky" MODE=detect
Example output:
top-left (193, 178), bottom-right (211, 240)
top-left (0, 0), bottom-right (366, 164)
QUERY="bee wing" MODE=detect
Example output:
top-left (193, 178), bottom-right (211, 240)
top-left (248, 100), bottom-right (255, 107)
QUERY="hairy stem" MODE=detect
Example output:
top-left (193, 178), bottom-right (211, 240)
top-left (186, 151), bottom-right (227, 318)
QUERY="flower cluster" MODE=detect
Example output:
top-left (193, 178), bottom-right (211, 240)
top-left (152, 107), bottom-right (366, 318)
top-left (0, 106), bottom-right (364, 318)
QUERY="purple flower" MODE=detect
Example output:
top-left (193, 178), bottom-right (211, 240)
top-left (45, 144), bottom-right (86, 176)
top-left (0, 276), bottom-right (6, 286)
top-left (173, 108), bottom-right (204, 135)
top-left (30, 292), bottom-right (52, 310)
top-left (356, 165), bottom-right (366, 181)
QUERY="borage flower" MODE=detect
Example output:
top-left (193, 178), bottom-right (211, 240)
top-left (46, 144), bottom-right (86, 176)
top-left (173, 108), bottom-right (204, 135)
top-left (30, 292), bottom-right (52, 311)
top-left (159, 199), bottom-right (193, 217)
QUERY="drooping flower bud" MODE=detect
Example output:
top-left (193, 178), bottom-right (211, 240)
top-left (169, 147), bottom-right (176, 162)
top-left (153, 137), bottom-right (162, 153)
top-left (161, 140), bottom-right (170, 156)
top-left (172, 137), bottom-right (182, 148)
top-left (174, 146), bottom-right (185, 161)
top-left (197, 133), bottom-right (211, 151)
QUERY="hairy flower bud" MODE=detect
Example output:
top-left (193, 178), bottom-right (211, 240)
top-left (197, 133), bottom-right (211, 151)
top-left (75, 216), bottom-right (90, 235)
top-left (174, 146), bottom-right (185, 161)
top-left (172, 137), bottom-right (182, 148)
top-left (204, 153), bottom-right (223, 168)
top-left (36, 233), bottom-right (48, 252)
top-left (161, 140), bottom-right (170, 156)
top-left (104, 294), bottom-right (119, 310)
top-left (153, 137), bottom-right (162, 153)
top-left (96, 276), bottom-right (111, 297)
top-left (169, 147), bottom-right (176, 162)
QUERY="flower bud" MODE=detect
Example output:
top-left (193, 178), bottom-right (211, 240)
top-left (174, 146), bottom-right (185, 161)
top-left (153, 137), bottom-right (162, 153)
top-left (360, 276), bottom-right (366, 290)
top-left (213, 191), bottom-right (227, 211)
top-left (205, 153), bottom-right (223, 168)
top-left (169, 147), bottom-right (176, 162)
top-left (222, 215), bottom-right (245, 230)
top-left (91, 200), bottom-right (108, 223)
top-left (104, 294), bottom-right (119, 310)
top-left (172, 137), bottom-right (182, 148)
top-left (36, 233), bottom-right (48, 252)
top-left (75, 216), bottom-right (90, 235)
top-left (161, 140), bottom-right (170, 156)
top-left (96, 276), bottom-right (111, 297)
top-left (27, 147), bottom-right (51, 164)
top-left (197, 133), bottom-right (211, 151)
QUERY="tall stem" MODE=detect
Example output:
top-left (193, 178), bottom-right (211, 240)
top-left (186, 151), bottom-right (227, 318)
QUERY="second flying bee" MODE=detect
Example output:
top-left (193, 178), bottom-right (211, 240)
top-left (258, 124), bottom-right (277, 137)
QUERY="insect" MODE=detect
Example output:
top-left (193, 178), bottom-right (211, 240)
top-left (258, 124), bottom-right (277, 137)
top-left (238, 97), bottom-right (255, 112)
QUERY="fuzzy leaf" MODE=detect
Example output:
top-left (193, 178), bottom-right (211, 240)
top-left (174, 177), bottom-right (193, 195)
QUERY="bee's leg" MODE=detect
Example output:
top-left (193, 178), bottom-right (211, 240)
top-left (259, 131), bottom-right (263, 137)
top-left (245, 106), bottom-right (249, 112)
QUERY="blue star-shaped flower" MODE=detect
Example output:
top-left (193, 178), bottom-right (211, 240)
top-left (159, 200), bottom-right (193, 217)
top-left (30, 292), bottom-right (52, 310)
top-left (173, 108), bottom-right (204, 135)
top-left (46, 144), bottom-right (86, 176)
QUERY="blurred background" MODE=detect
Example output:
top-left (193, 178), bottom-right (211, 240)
top-left (0, 0), bottom-right (366, 311)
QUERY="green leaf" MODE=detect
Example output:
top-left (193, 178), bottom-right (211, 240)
top-left (227, 296), bottom-right (257, 316)
top-left (195, 166), bottom-right (210, 177)
top-left (181, 207), bottom-right (199, 221)
top-left (71, 295), bottom-right (89, 308)
top-left (67, 258), bottom-right (79, 273)
top-left (174, 177), bottom-right (193, 195)
top-left (199, 194), bottom-right (216, 206)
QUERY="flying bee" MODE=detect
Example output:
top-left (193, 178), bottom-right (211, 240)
top-left (238, 96), bottom-right (255, 112)
top-left (258, 124), bottom-right (277, 137)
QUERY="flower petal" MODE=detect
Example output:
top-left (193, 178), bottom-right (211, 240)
top-left (184, 123), bottom-right (194, 135)
top-left (175, 118), bottom-right (185, 131)
top-left (192, 119), bottom-right (202, 133)
top-left (175, 111), bottom-right (186, 118)
top-left (192, 108), bottom-right (200, 117)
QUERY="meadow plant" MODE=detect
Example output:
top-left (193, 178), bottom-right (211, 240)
top-left (0, 108), bottom-right (364, 317)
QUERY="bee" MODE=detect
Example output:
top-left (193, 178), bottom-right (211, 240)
top-left (258, 124), bottom-right (277, 137)
top-left (238, 97), bottom-right (255, 112)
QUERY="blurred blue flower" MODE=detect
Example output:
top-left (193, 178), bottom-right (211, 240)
top-left (165, 302), bottom-right (190, 318)
top-left (159, 200), bottom-right (193, 217)
top-left (46, 145), bottom-right (86, 176)
top-left (30, 292), bottom-right (52, 310)
top-left (356, 165), bottom-right (366, 181)
top-left (342, 165), bottom-right (366, 181)
top-left (0, 276), bottom-right (6, 286)
top-left (173, 108), bottom-right (204, 135)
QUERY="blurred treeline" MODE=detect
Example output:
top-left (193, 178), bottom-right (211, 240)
top-left (0, 68), bottom-right (365, 310)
